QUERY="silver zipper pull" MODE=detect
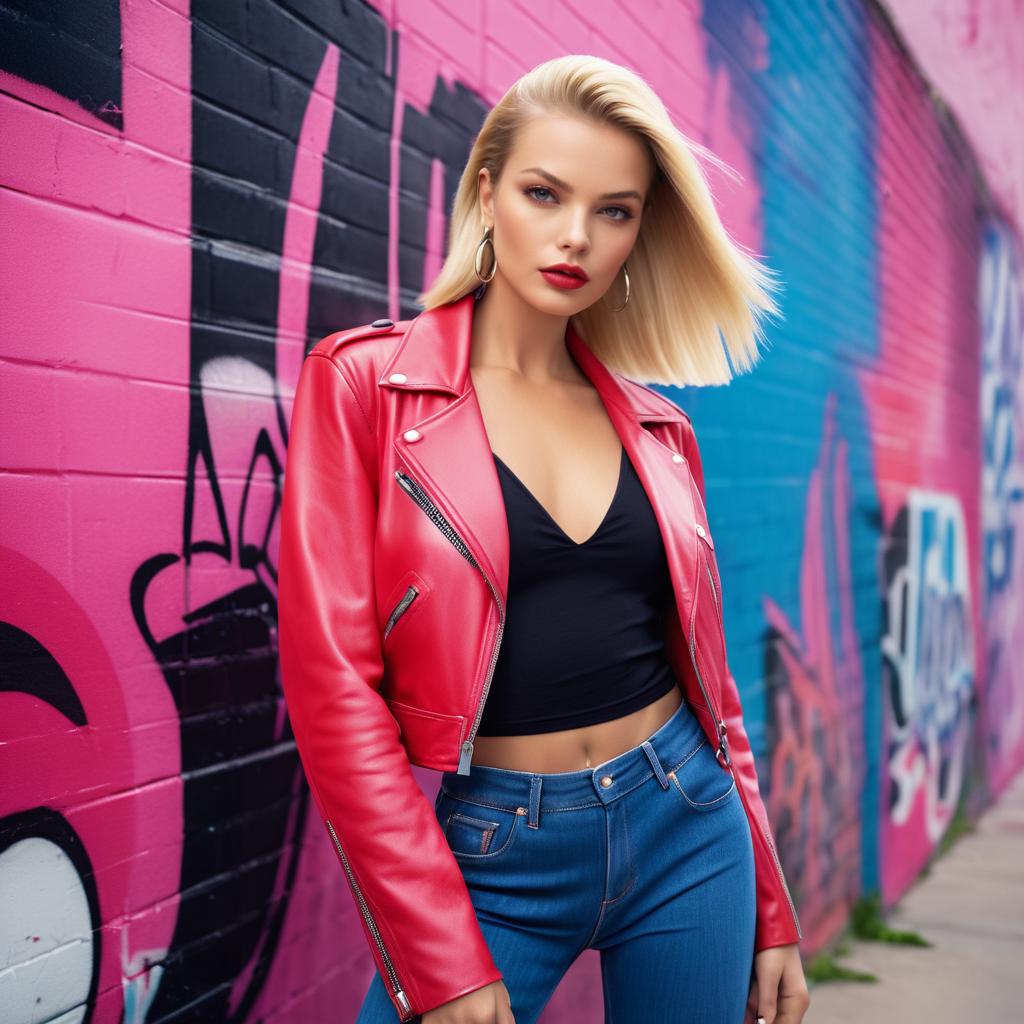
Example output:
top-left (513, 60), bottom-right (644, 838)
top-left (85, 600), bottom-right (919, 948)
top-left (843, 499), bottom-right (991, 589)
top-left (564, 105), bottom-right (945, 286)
top-left (717, 721), bottom-right (731, 766)
top-left (458, 740), bottom-right (474, 775)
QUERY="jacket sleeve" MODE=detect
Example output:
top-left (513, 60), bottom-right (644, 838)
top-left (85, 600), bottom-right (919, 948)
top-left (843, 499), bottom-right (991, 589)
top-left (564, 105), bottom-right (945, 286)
top-left (277, 350), bottom-right (504, 1019)
top-left (679, 415), bottom-right (803, 952)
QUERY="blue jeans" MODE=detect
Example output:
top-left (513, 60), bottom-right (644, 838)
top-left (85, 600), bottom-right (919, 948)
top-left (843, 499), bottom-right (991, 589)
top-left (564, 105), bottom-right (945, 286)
top-left (355, 696), bottom-right (756, 1023)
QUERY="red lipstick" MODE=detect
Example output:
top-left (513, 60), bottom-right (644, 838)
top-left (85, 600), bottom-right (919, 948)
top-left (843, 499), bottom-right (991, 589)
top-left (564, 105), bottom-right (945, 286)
top-left (539, 262), bottom-right (589, 290)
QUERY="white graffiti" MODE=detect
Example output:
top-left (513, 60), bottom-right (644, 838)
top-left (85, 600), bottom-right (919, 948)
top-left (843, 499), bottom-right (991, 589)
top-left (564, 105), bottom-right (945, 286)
top-left (979, 219), bottom-right (1024, 780)
top-left (883, 490), bottom-right (974, 841)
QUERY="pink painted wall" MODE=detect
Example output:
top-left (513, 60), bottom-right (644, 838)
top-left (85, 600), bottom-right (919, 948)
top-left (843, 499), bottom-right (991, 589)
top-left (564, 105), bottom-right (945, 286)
top-left (881, 0), bottom-right (1024, 236)
top-left (2, 0), bottom-right (1021, 1021)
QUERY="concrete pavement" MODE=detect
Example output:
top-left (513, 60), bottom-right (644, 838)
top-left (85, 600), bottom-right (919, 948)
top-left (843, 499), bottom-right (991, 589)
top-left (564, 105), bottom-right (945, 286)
top-left (805, 765), bottom-right (1024, 1022)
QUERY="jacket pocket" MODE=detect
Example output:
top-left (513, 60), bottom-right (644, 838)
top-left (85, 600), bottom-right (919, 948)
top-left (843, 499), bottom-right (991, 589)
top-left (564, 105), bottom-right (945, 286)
top-left (384, 698), bottom-right (466, 770)
top-left (381, 570), bottom-right (430, 643)
top-left (384, 584), bottom-right (419, 639)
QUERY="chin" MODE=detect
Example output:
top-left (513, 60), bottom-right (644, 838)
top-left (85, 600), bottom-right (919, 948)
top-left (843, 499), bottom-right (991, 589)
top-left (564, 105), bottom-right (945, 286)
top-left (528, 284), bottom-right (589, 317)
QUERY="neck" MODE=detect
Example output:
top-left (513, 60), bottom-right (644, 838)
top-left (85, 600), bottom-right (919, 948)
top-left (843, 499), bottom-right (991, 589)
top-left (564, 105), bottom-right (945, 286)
top-left (469, 275), bottom-right (580, 384)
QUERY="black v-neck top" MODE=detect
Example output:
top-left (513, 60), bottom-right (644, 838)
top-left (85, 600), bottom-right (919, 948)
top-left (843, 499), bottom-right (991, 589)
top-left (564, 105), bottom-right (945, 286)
top-left (474, 445), bottom-right (678, 737)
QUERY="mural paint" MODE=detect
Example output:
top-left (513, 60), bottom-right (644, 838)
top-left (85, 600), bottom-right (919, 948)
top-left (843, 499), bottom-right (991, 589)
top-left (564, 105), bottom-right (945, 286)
top-left (758, 393), bottom-right (867, 953)
top-left (880, 491), bottom-right (976, 896)
top-left (979, 219), bottom-right (1024, 796)
top-left (1, 1), bottom-right (1021, 1022)
top-left (865, 2), bottom-right (988, 906)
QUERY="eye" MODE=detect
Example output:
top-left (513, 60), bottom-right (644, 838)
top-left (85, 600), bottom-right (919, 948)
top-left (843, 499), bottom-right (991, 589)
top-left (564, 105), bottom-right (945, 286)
top-left (601, 205), bottom-right (633, 222)
top-left (524, 186), bottom-right (634, 222)
top-left (524, 185), bottom-right (555, 203)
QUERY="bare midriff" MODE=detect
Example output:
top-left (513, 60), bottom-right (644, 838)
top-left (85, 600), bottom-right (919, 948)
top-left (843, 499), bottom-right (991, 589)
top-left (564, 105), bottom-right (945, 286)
top-left (465, 349), bottom-right (687, 775)
top-left (470, 683), bottom-right (684, 773)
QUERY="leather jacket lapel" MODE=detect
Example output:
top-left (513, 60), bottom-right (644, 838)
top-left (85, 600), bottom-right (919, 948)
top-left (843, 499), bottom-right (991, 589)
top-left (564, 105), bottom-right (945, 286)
top-left (379, 292), bottom-right (698, 629)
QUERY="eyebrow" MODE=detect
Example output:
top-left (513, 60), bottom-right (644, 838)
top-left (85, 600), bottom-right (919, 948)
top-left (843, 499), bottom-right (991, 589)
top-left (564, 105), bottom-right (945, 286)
top-left (519, 166), bottom-right (643, 202)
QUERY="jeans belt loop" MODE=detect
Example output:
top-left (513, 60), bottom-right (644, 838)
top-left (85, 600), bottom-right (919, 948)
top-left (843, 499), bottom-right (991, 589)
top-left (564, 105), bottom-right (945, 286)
top-left (528, 776), bottom-right (542, 829)
top-left (641, 740), bottom-right (670, 790)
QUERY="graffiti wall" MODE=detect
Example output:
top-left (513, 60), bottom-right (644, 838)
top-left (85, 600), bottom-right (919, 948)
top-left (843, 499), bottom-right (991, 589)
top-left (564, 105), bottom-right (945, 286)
top-left (2, 0), bottom-right (1021, 1021)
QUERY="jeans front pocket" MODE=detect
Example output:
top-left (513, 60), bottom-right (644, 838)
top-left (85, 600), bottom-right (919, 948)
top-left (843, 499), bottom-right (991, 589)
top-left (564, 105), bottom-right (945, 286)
top-left (667, 737), bottom-right (736, 812)
top-left (437, 791), bottom-right (525, 861)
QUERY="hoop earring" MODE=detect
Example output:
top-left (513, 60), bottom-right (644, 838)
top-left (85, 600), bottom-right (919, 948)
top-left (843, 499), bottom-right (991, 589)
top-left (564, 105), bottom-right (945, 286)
top-left (610, 262), bottom-right (630, 311)
top-left (475, 227), bottom-right (497, 283)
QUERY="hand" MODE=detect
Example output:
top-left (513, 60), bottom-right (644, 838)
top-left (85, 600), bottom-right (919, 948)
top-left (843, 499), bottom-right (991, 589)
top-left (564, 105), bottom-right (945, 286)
top-left (744, 943), bottom-right (810, 1024)
top-left (421, 979), bottom-right (515, 1024)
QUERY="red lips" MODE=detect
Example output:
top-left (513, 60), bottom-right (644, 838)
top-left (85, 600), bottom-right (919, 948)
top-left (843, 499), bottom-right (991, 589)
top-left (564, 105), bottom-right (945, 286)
top-left (540, 262), bottom-right (589, 282)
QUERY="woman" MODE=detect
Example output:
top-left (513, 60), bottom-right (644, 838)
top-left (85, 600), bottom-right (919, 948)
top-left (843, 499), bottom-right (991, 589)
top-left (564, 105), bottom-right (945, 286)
top-left (278, 54), bottom-right (810, 1024)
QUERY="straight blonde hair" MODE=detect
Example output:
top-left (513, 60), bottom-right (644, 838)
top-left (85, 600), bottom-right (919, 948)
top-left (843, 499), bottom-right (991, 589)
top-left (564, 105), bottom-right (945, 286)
top-left (418, 54), bottom-right (783, 387)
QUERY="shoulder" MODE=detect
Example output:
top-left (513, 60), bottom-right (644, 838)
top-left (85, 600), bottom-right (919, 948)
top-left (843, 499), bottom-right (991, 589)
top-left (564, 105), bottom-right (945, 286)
top-left (309, 315), bottom-right (411, 392)
top-left (305, 316), bottom-right (410, 427)
top-left (310, 316), bottom-right (410, 364)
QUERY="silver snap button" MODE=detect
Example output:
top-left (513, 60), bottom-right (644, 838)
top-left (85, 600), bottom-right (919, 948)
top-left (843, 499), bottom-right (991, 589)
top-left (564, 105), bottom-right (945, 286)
top-left (696, 524), bottom-right (706, 538)
top-left (671, 453), bottom-right (684, 463)
top-left (599, 775), bottom-right (613, 788)
top-left (388, 372), bottom-right (407, 384)
top-left (371, 318), bottom-right (394, 329)
top-left (402, 429), bottom-right (422, 442)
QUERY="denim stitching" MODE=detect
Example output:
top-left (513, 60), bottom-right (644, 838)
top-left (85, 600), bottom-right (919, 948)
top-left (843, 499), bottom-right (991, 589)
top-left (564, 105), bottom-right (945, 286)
top-left (439, 792), bottom-right (522, 814)
top-left (670, 771), bottom-right (736, 808)
top-left (665, 736), bottom-right (734, 809)
top-left (582, 811), bottom-right (612, 949)
top-left (603, 872), bottom-right (636, 906)
top-left (582, 896), bottom-right (607, 951)
top-left (449, 810), bottom-right (522, 860)
top-left (667, 737), bottom-right (707, 776)
top-left (603, 806), bottom-right (636, 905)
top-left (439, 733), bottom-right (708, 816)
top-left (449, 811), bottom-right (502, 833)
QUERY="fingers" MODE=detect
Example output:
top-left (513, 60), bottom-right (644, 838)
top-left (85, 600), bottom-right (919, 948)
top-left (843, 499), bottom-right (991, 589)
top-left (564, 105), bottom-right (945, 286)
top-left (754, 960), bottom-right (779, 1024)
top-left (745, 974), bottom-right (759, 1024)
top-left (497, 984), bottom-right (515, 1024)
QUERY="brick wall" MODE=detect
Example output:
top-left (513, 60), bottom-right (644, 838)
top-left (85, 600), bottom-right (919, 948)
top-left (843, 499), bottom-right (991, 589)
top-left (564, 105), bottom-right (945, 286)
top-left (1, 1), bottom-right (1021, 1021)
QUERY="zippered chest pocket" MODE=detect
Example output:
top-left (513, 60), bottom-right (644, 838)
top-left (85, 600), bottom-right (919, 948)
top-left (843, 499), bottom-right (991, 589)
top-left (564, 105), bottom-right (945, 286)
top-left (382, 570), bottom-right (431, 642)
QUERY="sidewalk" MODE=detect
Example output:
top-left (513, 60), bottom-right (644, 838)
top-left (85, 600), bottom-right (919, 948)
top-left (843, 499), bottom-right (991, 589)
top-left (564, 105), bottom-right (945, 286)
top-left (806, 765), bottom-right (1024, 1022)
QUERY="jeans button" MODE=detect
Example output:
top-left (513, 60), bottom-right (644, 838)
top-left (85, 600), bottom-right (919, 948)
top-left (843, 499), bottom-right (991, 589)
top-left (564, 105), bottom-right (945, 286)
top-left (599, 775), bottom-right (613, 788)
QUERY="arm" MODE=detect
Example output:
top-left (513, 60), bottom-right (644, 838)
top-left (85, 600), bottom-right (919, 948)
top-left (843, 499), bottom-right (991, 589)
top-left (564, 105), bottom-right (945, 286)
top-left (278, 350), bottom-right (503, 1018)
top-left (679, 415), bottom-right (802, 952)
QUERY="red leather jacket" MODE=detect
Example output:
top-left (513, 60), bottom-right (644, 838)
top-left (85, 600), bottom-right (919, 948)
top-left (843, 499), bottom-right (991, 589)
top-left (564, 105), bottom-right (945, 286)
top-left (278, 291), bottom-right (801, 1020)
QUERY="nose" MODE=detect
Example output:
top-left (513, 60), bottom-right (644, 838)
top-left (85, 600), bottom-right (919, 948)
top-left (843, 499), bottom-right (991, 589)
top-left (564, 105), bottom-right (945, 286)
top-left (558, 206), bottom-right (590, 254)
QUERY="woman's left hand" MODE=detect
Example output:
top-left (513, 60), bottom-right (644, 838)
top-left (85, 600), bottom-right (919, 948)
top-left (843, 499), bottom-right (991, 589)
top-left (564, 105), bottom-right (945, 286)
top-left (745, 943), bottom-right (810, 1024)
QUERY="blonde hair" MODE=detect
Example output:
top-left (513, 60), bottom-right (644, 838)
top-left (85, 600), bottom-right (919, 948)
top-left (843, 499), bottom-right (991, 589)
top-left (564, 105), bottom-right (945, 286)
top-left (417, 54), bottom-right (783, 387)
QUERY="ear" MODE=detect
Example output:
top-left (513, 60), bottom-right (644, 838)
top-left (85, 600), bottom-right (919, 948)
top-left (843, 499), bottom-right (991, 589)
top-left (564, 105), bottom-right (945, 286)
top-left (478, 167), bottom-right (495, 226)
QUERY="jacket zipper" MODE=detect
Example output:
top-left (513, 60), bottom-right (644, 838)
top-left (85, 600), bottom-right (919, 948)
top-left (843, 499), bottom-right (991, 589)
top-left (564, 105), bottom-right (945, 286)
top-left (761, 819), bottom-right (803, 938)
top-left (697, 540), bottom-right (802, 939)
top-left (324, 820), bottom-right (413, 1018)
top-left (394, 469), bottom-right (505, 775)
top-left (393, 464), bottom-right (800, 940)
top-left (384, 585), bottom-right (418, 639)
top-left (689, 549), bottom-right (731, 769)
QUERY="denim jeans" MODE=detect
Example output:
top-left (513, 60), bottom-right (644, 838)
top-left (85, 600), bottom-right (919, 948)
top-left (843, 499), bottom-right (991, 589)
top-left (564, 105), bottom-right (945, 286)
top-left (355, 696), bottom-right (756, 1023)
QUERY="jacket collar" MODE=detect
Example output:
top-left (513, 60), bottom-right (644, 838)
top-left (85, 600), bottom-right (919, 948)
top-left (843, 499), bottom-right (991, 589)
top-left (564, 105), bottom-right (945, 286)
top-left (378, 290), bottom-right (688, 426)
top-left (375, 290), bottom-right (697, 618)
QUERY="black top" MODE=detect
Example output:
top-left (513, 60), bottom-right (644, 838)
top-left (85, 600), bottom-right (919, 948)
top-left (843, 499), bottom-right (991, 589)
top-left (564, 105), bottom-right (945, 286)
top-left (474, 445), bottom-right (679, 737)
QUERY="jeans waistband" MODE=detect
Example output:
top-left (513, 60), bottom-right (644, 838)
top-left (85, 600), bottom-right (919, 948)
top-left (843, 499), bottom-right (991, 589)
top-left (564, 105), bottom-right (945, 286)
top-left (441, 697), bottom-right (708, 815)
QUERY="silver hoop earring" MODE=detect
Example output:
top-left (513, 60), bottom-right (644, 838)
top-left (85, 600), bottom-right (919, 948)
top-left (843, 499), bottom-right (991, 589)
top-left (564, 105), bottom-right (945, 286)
top-left (610, 262), bottom-right (630, 311)
top-left (475, 227), bottom-right (497, 283)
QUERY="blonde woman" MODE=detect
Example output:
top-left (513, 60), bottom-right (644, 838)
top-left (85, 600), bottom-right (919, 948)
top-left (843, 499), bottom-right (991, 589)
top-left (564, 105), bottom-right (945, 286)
top-left (278, 54), bottom-right (810, 1024)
